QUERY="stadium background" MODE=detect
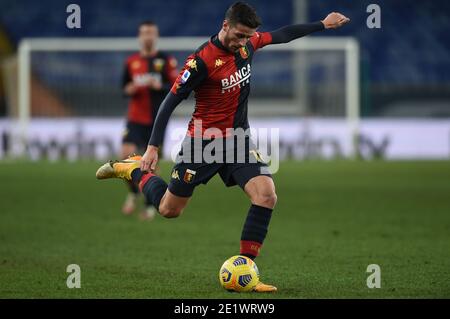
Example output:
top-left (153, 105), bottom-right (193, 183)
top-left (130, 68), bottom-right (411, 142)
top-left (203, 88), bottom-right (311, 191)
top-left (1, 0), bottom-right (449, 117)
top-left (0, 0), bottom-right (449, 299)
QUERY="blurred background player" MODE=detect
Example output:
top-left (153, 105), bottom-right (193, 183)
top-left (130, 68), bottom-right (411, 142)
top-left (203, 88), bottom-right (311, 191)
top-left (121, 21), bottom-right (178, 220)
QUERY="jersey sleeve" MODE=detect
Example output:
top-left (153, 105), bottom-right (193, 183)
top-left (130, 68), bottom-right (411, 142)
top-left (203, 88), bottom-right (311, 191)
top-left (170, 54), bottom-right (208, 99)
top-left (249, 31), bottom-right (273, 51)
top-left (269, 22), bottom-right (325, 44)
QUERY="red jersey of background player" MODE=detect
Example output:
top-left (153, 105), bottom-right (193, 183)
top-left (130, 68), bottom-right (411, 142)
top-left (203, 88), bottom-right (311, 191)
top-left (170, 32), bottom-right (272, 137)
top-left (123, 52), bottom-right (178, 125)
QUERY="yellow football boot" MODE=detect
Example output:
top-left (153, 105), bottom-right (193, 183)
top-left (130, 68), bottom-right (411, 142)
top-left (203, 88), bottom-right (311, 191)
top-left (96, 155), bottom-right (141, 181)
top-left (253, 281), bottom-right (277, 293)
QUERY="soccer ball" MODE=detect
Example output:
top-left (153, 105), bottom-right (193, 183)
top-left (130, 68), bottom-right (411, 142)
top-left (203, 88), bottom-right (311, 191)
top-left (219, 255), bottom-right (259, 292)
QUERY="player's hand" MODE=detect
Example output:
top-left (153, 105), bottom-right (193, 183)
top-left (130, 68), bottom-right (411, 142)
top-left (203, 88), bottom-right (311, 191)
top-left (150, 78), bottom-right (163, 90)
top-left (124, 82), bottom-right (138, 95)
top-left (321, 12), bottom-right (350, 29)
top-left (141, 145), bottom-right (159, 173)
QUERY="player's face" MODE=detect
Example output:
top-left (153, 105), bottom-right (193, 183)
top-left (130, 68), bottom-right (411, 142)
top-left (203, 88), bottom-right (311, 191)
top-left (223, 21), bottom-right (256, 52)
top-left (138, 25), bottom-right (159, 51)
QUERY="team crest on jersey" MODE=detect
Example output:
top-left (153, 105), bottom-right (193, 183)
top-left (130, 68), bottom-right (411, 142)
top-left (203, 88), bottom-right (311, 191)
top-left (153, 58), bottom-right (165, 72)
top-left (239, 46), bottom-right (249, 59)
top-left (186, 59), bottom-right (198, 71)
top-left (183, 169), bottom-right (196, 183)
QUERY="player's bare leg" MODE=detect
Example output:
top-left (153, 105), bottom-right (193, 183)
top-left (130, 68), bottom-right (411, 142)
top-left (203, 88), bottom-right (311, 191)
top-left (157, 190), bottom-right (190, 218)
top-left (244, 175), bottom-right (277, 209)
top-left (242, 175), bottom-right (278, 293)
top-left (121, 143), bottom-right (138, 159)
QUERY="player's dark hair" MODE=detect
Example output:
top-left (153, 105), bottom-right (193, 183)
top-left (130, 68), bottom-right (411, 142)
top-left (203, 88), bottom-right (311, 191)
top-left (139, 20), bottom-right (157, 28)
top-left (225, 2), bottom-right (261, 28)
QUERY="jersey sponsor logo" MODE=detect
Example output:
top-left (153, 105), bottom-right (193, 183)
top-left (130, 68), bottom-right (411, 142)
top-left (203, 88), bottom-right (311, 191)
top-left (220, 63), bottom-right (251, 93)
top-left (239, 46), bottom-right (249, 59)
top-left (183, 169), bottom-right (196, 183)
top-left (133, 73), bottom-right (161, 86)
top-left (215, 59), bottom-right (224, 67)
top-left (186, 59), bottom-right (198, 71)
top-left (180, 70), bottom-right (191, 84)
top-left (153, 58), bottom-right (165, 72)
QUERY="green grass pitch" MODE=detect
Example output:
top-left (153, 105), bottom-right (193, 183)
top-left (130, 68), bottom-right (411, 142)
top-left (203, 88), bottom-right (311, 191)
top-left (1, 160), bottom-right (449, 298)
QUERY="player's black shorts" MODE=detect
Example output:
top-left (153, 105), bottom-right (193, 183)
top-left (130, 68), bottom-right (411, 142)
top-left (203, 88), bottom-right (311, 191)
top-left (122, 121), bottom-right (153, 150)
top-left (168, 135), bottom-right (272, 197)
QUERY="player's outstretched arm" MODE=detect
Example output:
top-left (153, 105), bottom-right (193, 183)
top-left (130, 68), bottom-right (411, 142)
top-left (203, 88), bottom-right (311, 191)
top-left (269, 12), bottom-right (350, 44)
top-left (141, 92), bottom-right (183, 172)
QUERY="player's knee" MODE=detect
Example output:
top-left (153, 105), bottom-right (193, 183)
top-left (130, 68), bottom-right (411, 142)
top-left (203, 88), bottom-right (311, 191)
top-left (159, 206), bottom-right (183, 218)
top-left (253, 191), bottom-right (277, 209)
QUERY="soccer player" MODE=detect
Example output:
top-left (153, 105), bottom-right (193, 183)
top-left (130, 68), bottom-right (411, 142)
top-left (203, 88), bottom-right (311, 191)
top-left (121, 21), bottom-right (178, 220)
top-left (97, 2), bottom-right (349, 291)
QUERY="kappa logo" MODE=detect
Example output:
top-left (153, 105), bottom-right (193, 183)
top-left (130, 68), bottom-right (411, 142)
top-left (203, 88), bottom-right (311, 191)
top-left (220, 63), bottom-right (251, 93)
top-left (186, 59), bottom-right (198, 71)
top-left (171, 169), bottom-right (180, 180)
top-left (215, 59), bottom-right (224, 67)
top-left (183, 169), bottom-right (196, 183)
